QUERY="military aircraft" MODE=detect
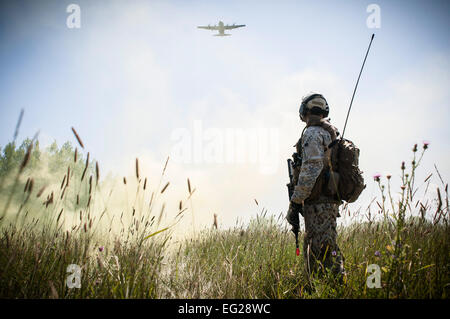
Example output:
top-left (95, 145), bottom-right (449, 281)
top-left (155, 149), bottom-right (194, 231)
top-left (197, 21), bottom-right (246, 36)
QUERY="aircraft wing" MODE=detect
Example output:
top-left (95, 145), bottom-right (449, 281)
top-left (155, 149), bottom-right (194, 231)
top-left (197, 25), bottom-right (219, 30)
top-left (224, 24), bottom-right (246, 29)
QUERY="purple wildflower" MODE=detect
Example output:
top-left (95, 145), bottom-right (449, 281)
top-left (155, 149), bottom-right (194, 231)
top-left (423, 140), bottom-right (430, 150)
top-left (373, 173), bottom-right (381, 182)
top-left (99, 246), bottom-right (104, 252)
top-left (375, 250), bottom-right (381, 257)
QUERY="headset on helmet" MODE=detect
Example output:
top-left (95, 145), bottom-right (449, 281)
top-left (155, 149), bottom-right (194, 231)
top-left (299, 93), bottom-right (329, 121)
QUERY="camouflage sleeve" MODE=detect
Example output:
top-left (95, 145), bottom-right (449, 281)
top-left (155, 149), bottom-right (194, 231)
top-left (293, 128), bottom-right (325, 202)
top-left (294, 160), bottom-right (324, 202)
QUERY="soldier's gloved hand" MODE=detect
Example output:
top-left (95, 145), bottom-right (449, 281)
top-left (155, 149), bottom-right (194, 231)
top-left (290, 185), bottom-right (305, 205)
top-left (286, 202), bottom-right (300, 230)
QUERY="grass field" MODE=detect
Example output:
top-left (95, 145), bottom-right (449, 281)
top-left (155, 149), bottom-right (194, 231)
top-left (0, 134), bottom-right (448, 299)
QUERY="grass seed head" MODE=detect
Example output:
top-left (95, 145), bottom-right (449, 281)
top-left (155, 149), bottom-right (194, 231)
top-left (161, 182), bottom-right (170, 194)
top-left (66, 167), bottom-right (70, 187)
top-left (81, 152), bottom-right (89, 182)
top-left (136, 158), bottom-right (140, 179)
top-left (60, 175), bottom-right (66, 190)
top-left (57, 208), bottom-right (63, 223)
top-left (71, 127), bottom-right (84, 149)
top-left (28, 178), bottom-right (34, 194)
top-left (24, 178), bottom-right (30, 193)
top-left (36, 185), bottom-right (46, 198)
top-left (19, 143), bottom-right (32, 174)
top-left (95, 161), bottom-right (99, 185)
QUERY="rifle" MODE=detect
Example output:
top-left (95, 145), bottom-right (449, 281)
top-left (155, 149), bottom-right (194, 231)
top-left (287, 156), bottom-right (303, 256)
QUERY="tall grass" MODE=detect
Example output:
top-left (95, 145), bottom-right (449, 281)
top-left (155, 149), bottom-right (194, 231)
top-left (0, 123), bottom-right (448, 298)
top-left (0, 126), bottom-right (183, 298)
top-left (163, 215), bottom-right (448, 299)
top-left (161, 212), bottom-right (305, 299)
top-left (160, 142), bottom-right (449, 299)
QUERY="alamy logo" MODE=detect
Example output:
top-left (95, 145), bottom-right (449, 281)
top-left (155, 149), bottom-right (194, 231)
top-left (170, 120), bottom-right (280, 175)
top-left (66, 264), bottom-right (81, 289)
top-left (66, 4), bottom-right (81, 29)
top-left (366, 264), bottom-right (382, 288)
top-left (366, 4), bottom-right (381, 29)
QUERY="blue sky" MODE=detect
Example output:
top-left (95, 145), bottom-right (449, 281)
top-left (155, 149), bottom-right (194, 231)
top-left (0, 0), bottom-right (449, 229)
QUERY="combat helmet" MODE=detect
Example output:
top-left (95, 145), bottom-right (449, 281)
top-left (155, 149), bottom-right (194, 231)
top-left (299, 92), bottom-right (329, 121)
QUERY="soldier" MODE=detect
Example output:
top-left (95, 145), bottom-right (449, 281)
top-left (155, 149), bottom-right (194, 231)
top-left (287, 92), bottom-right (345, 280)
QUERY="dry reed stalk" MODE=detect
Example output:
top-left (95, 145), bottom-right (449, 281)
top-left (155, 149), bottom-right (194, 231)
top-left (176, 207), bottom-right (187, 218)
top-left (60, 186), bottom-right (66, 200)
top-left (74, 147), bottom-right (78, 163)
top-left (434, 164), bottom-right (444, 185)
top-left (136, 158), bottom-right (140, 180)
top-left (161, 182), bottom-right (170, 194)
top-left (66, 167), bottom-right (70, 187)
top-left (19, 143), bottom-right (32, 174)
top-left (95, 162), bottom-right (99, 185)
top-left (60, 175), bottom-right (66, 190)
top-left (24, 178), bottom-right (30, 193)
top-left (143, 177), bottom-right (147, 190)
top-left (64, 231), bottom-right (70, 247)
top-left (81, 152), bottom-right (89, 182)
top-left (36, 185), bottom-right (46, 198)
top-left (434, 187), bottom-right (443, 224)
top-left (57, 208), bottom-right (64, 223)
top-left (89, 175), bottom-right (92, 195)
top-left (28, 178), bottom-right (33, 194)
top-left (163, 156), bottom-right (169, 175)
top-left (13, 109), bottom-right (24, 142)
top-left (44, 192), bottom-right (54, 208)
top-left (149, 192), bottom-right (154, 207)
top-left (187, 178), bottom-right (192, 194)
top-left (71, 127), bottom-right (84, 149)
top-left (157, 203), bottom-right (165, 225)
top-left (123, 177), bottom-right (127, 185)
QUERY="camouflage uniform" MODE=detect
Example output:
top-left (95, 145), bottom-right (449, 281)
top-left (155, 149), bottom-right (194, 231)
top-left (289, 116), bottom-right (345, 278)
top-left (302, 200), bottom-right (344, 277)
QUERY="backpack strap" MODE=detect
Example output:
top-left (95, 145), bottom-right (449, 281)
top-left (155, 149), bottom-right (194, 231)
top-left (295, 126), bottom-right (308, 153)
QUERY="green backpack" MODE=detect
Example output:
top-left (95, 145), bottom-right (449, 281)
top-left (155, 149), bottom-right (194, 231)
top-left (305, 119), bottom-right (365, 203)
top-left (330, 137), bottom-right (365, 203)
